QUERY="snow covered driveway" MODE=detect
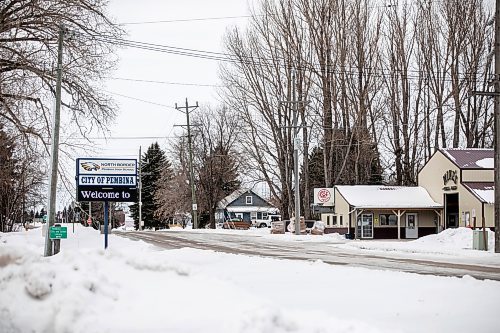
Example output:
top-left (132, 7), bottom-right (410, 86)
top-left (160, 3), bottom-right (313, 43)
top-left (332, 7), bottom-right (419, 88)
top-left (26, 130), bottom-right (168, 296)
top-left (117, 228), bottom-right (500, 281)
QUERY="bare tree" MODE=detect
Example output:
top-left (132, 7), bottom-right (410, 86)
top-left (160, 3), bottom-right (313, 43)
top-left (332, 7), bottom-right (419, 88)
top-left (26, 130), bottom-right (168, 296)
top-left (192, 106), bottom-right (241, 228)
top-left (0, 0), bottom-right (124, 147)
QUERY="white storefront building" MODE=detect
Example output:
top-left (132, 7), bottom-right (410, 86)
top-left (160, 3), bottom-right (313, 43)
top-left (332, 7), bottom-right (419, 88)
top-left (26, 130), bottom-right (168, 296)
top-left (326, 148), bottom-right (494, 239)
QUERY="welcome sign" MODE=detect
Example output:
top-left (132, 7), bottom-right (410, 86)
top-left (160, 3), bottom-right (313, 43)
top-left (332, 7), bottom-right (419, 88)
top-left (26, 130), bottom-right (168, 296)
top-left (76, 158), bottom-right (138, 202)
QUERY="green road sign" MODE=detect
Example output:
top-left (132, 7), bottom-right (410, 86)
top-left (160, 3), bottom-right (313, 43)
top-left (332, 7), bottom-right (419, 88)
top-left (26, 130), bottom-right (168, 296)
top-left (49, 226), bottom-right (67, 239)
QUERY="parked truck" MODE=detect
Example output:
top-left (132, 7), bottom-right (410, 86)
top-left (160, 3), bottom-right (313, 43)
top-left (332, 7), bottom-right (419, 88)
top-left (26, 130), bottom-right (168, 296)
top-left (252, 215), bottom-right (282, 228)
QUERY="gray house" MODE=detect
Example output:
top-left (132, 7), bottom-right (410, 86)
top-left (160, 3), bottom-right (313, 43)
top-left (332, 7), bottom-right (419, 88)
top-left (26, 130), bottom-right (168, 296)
top-left (216, 189), bottom-right (279, 223)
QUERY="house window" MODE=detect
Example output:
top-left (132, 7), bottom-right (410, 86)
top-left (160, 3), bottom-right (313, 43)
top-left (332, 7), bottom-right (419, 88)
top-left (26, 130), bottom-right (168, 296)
top-left (339, 215), bottom-right (343, 226)
top-left (251, 212), bottom-right (257, 220)
top-left (379, 214), bottom-right (397, 226)
top-left (262, 212), bottom-right (268, 219)
top-left (246, 196), bottom-right (253, 205)
top-left (332, 215), bottom-right (338, 226)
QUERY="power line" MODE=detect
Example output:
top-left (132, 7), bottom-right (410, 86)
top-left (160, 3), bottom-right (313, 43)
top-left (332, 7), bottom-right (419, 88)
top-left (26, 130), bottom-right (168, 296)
top-left (107, 77), bottom-right (222, 87)
top-left (92, 36), bottom-right (493, 83)
top-left (120, 15), bottom-right (253, 25)
top-left (103, 89), bottom-right (176, 109)
top-left (65, 136), bottom-right (177, 141)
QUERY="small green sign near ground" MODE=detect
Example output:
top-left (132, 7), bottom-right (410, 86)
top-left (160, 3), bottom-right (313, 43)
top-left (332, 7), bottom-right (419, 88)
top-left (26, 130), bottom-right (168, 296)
top-left (49, 226), bottom-right (67, 239)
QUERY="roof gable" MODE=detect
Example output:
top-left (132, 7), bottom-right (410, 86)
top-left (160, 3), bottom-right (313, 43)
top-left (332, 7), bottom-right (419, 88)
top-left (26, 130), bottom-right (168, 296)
top-left (440, 148), bottom-right (493, 169)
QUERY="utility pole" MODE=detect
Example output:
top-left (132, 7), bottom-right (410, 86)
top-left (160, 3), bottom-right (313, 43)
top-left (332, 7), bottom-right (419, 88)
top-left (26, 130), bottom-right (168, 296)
top-left (495, 0), bottom-right (500, 253)
top-left (138, 146), bottom-right (143, 231)
top-left (43, 26), bottom-right (65, 257)
top-left (467, 1), bottom-right (500, 252)
top-left (280, 71), bottom-right (307, 235)
top-left (175, 99), bottom-right (199, 229)
top-left (292, 73), bottom-right (301, 236)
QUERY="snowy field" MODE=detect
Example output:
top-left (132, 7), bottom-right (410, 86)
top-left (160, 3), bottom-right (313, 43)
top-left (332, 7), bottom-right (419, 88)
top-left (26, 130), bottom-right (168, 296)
top-left (1, 225), bottom-right (500, 333)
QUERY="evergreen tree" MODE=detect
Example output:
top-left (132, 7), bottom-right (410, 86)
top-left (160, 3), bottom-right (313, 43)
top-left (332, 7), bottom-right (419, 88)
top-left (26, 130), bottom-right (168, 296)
top-left (197, 145), bottom-right (241, 228)
top-left (304, 146), bottom-right (326, 190)
top-left (0, 126), bottom-right (18, 232)
top-left (129, 143), bottom-right (168, 230)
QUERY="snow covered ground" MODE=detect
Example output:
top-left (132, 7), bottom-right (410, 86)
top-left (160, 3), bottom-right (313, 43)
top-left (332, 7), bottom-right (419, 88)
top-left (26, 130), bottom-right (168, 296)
top-left (1, 225), bottom-right (500, 333)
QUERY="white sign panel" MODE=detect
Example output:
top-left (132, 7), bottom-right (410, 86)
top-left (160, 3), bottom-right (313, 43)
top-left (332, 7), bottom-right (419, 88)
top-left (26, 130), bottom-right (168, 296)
top-left (78, 175), bottom-right (137, 186)
top-left (314, 188), bottom-right (334, 206)
top-left (78, 159), bottom-right (137, 175)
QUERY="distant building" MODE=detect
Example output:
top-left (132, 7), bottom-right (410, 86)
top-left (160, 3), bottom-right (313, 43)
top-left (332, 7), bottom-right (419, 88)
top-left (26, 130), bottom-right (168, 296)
top-left (326, 148), bottom-right (494, 239)
top-left (419, 148), bottom-right (493, 230)
top-left (216, 189), bottom-right (279, 224)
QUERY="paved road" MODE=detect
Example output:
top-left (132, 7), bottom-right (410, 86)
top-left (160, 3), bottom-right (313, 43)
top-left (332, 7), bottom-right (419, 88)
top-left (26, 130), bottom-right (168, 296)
top-left (116, 230), bottom-right (500, 281)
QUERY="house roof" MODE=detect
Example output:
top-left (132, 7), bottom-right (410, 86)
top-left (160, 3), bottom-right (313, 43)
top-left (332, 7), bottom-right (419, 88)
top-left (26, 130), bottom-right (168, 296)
top-left (217, 188), bottom-right (249, 209)
top-left (440, 148), bottom-right (494, 169)
top-left (462, 182), bottom-right (494, 204)
top-left (217, 188), bottom-right (275, 210)
top-left (336, 185), bottom-right (442, 209)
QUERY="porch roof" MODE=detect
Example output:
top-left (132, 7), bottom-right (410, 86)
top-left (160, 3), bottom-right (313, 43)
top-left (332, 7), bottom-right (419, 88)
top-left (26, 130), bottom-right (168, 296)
top-left (462, 182), bottom-right (494, 204)
top-left (336, 185), bottom-right (442, 209)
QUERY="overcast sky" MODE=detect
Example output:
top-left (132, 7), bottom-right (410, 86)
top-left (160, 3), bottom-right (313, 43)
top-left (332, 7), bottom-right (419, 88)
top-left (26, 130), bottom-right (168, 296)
top-left (90, 0), bottom-right (252, 158)
top-left (57, 1), bottom-right (254, 207)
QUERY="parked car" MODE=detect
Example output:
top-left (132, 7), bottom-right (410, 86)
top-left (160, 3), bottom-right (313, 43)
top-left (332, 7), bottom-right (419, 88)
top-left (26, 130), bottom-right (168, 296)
top-left (252, 214), bottom-right (282, 228)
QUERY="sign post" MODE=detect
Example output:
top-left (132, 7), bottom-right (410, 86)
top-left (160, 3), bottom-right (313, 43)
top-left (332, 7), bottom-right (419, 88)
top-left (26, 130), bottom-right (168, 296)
top-left (104, 201), bottom-right (109, 249)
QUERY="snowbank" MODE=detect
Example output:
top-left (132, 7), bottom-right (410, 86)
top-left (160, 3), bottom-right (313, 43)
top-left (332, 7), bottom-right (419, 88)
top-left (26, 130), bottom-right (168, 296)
top-left (1, 225), bottom-right (500, 333)
top-left (338, 227), bottom-right (497, 257)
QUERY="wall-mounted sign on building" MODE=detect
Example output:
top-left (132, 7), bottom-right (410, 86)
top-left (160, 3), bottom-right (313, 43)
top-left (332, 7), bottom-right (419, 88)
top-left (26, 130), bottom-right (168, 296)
top-left (314, 188), bottom-right (334, 206)
top-left (76, 158), bottom-right (138, 202)
top-left (443, 169), bottom-right (458, 185)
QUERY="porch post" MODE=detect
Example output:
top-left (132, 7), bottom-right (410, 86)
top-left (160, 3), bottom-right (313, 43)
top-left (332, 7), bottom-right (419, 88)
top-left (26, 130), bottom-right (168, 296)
top-left (396, 210), bottom-right (401, 240)
top-left (354, 209), bottom-right (357, 240)
top-left (434, 209), bottom-right (443, 233)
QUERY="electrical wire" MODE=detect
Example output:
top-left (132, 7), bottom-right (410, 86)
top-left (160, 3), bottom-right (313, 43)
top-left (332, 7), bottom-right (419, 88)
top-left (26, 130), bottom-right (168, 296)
top-left (107, 77), bottom-right (222, 87)
top-left (119, 15), bottom-right (253, 25)
top-left (91, 35), bottom-right (493, 83)
top-left (102, 89), bottom-right (176, 109)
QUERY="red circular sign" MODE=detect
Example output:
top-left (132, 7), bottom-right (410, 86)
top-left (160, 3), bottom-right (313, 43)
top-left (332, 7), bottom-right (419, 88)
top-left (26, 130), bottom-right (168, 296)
top-left (317, 189), bottom-right (331, 203)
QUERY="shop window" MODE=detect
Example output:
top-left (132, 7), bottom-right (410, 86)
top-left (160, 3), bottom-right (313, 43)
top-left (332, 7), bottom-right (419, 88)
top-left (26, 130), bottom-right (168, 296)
top-left (246, 196), bottom-right (253, 205)
top-left (379, 214), bottom-right (397, 226)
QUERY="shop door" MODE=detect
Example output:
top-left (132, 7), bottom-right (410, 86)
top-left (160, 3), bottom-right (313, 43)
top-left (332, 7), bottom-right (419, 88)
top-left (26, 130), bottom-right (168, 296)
top-left (406, 213), bottom-right (418, 239)
top-left (357, 214), bottom-right (374, 239)
top-left (445, 193), bottom-right (459, 228)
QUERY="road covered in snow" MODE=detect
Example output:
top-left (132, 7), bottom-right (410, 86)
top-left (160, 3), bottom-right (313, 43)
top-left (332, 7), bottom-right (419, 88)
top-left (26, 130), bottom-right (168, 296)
top-left (118, 227), bottom-right (500, 281)
top-left (1, 224), bottom-right (500, 333)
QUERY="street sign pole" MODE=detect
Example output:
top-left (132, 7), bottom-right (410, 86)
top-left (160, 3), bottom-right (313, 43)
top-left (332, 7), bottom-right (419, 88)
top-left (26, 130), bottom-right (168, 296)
top-left (104, 201), bottom-right (109, 249)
